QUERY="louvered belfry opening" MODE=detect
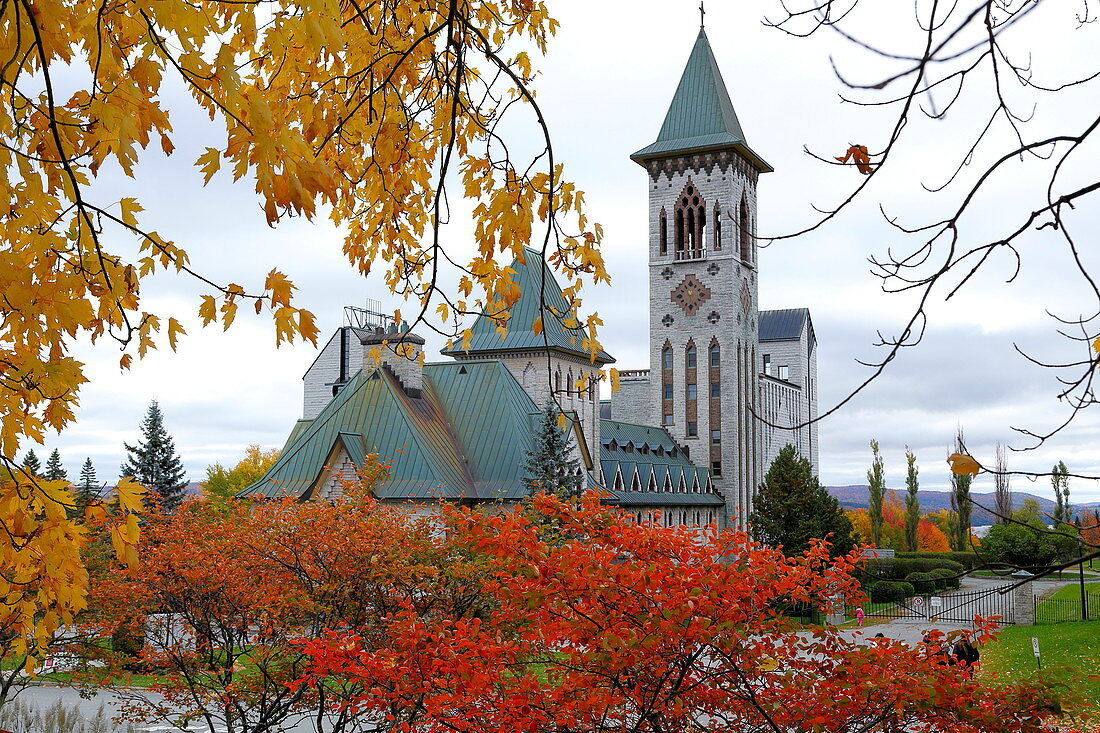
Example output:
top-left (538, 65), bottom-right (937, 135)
top-left (674, 181), bottom-right (706, 260)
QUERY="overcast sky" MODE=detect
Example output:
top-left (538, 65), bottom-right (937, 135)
top-left (34, 0), bottom-right (1100, 503)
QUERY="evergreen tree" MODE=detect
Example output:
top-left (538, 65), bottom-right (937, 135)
top-left (523, 401), bottom-right (583, 499)
top-left (866, 439), bottom-right (886, 547)
top-left (20, 449), bottom-right (41, 477)
top-left (951, 428), bottom-right (973, 551)
top-left (78, 458), bottom-right (100, 503)
top-left (750, 445), bottom-right (854, 558)
top-left (121, 401), bottom-right (187, 509)
top-left (44, 449), bottom-right (67, 482)
top-left (1051, 461), bottom-right (1070, 524)
top-left (903, 447), bottom-right (920, 552)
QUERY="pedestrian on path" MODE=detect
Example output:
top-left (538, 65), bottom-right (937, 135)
top-left (856, 607), bottom-right (864, 626)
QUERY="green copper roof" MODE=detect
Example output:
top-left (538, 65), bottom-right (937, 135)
top-left (441, 248), bottom-right (614, 365)
top-left (631, 29), bottom-right (772, 172)
top-left (599, 419), bottom-right (717, 503)
top-left (241, 360), bottom-right (541, 502)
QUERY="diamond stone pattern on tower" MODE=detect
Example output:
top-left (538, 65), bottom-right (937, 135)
top-left (671, 274), bottom-right (712, 316)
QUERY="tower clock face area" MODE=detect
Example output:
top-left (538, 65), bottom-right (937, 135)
top-left (671, 274), bottom-right (712, 316)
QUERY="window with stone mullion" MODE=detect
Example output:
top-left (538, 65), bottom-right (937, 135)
top-left (685, 341), bottom-right (698, 438)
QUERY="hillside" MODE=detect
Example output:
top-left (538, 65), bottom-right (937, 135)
top-left (826, 485), bottom-right (1099, 526)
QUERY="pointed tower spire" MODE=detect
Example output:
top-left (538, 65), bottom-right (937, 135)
top-left (631, 29), bottom-right (771, 172)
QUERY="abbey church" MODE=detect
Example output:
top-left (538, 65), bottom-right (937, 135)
top-left (243, 28), bottom-right (818, 530)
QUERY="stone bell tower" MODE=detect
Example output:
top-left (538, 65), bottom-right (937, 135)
top-left (630, 27), bottom-right (773, 529)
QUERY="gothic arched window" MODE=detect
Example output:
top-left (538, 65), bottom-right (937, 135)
top-left (675, 182), bottom-right (706, 260)
top-left (661, 341), bottom-right (674, 426)
top-left (659, 208), bottom-right (668, 256)
top-left (713, 202), bottom-right (722, 251)
top-left (739, 193), bottom-right (752, 263)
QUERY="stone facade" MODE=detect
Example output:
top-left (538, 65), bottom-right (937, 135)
top-left (759, 322), bottom-right (818, 471)
top-left (303, 327), bottom-right (366, 420)
top-left (634, 154), bottom-right (764, 529)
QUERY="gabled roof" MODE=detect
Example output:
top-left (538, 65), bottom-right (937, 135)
top-left (441, 248), bottom-right (614, 364)
top-left (759, 308), bottom-right (811, 342)
top-left (631, 29), bottom-right (772, 172)
top-left (241, 360), bottom-right (541, 502)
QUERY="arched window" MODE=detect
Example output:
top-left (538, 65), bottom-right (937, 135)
top-left (739, 193), bottom-right (752, 263)
top-left (713, 202), bottom-right (722, 251)
top-left (522, 362), bottom-right (537, 389)
top-left (685, 344), bottom-right (697, 369)
top-left (554, 368), bottom-right (561, 393)
top-left (660, 208), bottom-right (668, 256)
top-left (661, 341), bottom-right (674, 427)
top-left (675, 181), bottom-right (706, 260)
top-left (709, 342), bottom-right (720, 369)
top-left (567, 369), bottom-right (574, 395)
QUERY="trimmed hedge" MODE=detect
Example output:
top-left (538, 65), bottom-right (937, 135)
top-left (905, 572), bottom-right (936, 594)
top-left (871, 581), bottom-right (915, 604)
top-left (864, 557), bottom-right (965, 581)
top-left (896, 551), bottom-right (981, 570)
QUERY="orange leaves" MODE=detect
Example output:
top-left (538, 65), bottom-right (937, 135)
top-left (947, 452), bottom-right (981, 476)
top-left (835, 144), bottom-right (875, 174)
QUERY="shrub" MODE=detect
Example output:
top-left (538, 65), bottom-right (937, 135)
top-left (906, 572), bottom-right (936, 594)
top-left (0, 698), bottom-right (137, 733)
top-left (871, 581), bottom-right (915, 604)
top-left (929, 567), bottom-right (959, 589)
top-left (863, 557), bottom-right (965, 582)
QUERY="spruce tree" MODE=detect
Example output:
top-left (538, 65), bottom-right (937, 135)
top-left (866, 439), bottom-right (886, 547)
top-left (78, 458), bottom-right (100, 503)
top-left (750, 444), bottom-right (854, 558)
top-left (20, 449), bottom-right (42, 477)
top-left (44, 449), bottom-right (67, 482)
top-left (523, 400), bottom-right (583, 499)
top-left (121, 401), bottom-right (187, 509)
top-left (903, 447), bottom-right (920, 552)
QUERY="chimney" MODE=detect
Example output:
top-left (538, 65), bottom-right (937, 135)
top-left (359, 322), bottom-right (426, 397)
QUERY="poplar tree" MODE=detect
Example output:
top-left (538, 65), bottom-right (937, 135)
top-left (994, 443), bottom-right (1013, 524)
top-left (523, 401), bottom-right (583, 500)
top-left (20, 450), bottom-right (42, 478)
top-left (951, 428), bottom-right (973, 551)
top-left (121, 401), bottom-right (188, 509)
top-left (903, 448), bottom-right (920, 552)
top-left (1052, 461), bottom-right (1070, 524)
top-left (44, 449), bottom-right (67, 482)
top-left (866, 439), bottom-right (886, 547)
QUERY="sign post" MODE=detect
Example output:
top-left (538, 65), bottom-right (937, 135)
top-left (1032, 637), bottom-right (1041, 669)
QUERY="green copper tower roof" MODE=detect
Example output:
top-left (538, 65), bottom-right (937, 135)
top-left (441, 247), bottom-right (614, 364)
top-left (631, 29), bottom-right (772, 172)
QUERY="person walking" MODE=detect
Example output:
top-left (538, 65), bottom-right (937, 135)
top-left (855, 607), bottom-right (864, 627)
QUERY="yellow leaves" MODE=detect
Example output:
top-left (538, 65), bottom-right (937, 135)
top-left (947, 453), bottom-right (980, 477)
top-left (609, 368), bottom-right (620, 394)
top-left (119, 198), bottom-right (143, 228)
top-left (199, 295), bottom-right (217, 326)
top-left (198, 147), bottom-right (222, 184)
top-left (265, 269), bottom-right (295, 308)
top-left (160, 134), bottom-right (174, 156)
top-left (116, 478), bottom-right (145, 514)
top-left (1093, 336), bottom-right (1100, 356)
top-left (120, 353), bottom-right (132, 370)
top-left (556, 412), bottom-right (566, 430)
top-left (532, 316), bottom-right (543, 336)
top-left (835, 145), bottom-right (875, 174)
top-left (167, 317), bottom-right (186, 351)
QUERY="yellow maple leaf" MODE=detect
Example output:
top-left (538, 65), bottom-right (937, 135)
top-left (947, 453), bottom-right (980, 477)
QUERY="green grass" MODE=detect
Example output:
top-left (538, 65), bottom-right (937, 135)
top-left (981, 621), bottom-right (1100, 722)
top-left (970, 569), bottom-right (1100, 579)
top-left (1042, 583), bottom-right (1100, 601)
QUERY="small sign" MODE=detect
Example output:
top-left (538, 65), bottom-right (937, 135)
top-left (930, 596), bottom-right (943, 609)
top-left (1032, 637), bottom-right (1041, 657)
top-left (912, 597), bottom-right (924, 607)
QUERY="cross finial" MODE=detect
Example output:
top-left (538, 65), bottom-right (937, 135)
top-left (699, 1), bottom-right (706, 28)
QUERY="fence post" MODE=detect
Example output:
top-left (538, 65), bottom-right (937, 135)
top-left (1012, 571), bottom-right (1035, 626)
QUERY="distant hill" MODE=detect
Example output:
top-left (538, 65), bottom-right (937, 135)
top-left (826, 485), bottom-right (1100, 526)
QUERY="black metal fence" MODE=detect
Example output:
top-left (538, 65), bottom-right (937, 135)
top-left (856, 585), bottom-right (1015, 625)
top-left (1034, 592), bottom-right (1100, 624)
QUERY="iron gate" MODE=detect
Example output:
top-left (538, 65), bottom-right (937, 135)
top-left (860, 584), bottom-right (1015, 625)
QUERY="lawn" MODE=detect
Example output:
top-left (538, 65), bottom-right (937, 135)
top-left (980, 621), bottom-right (1100, 724)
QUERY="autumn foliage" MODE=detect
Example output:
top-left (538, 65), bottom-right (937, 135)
top-left (86, 474), bottom-right (1070, 733)
top-left (848, 491), bottom-right (951, 552)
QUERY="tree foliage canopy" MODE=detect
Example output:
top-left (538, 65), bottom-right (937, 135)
top-left (750, 444), bottom-right (854, 557)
